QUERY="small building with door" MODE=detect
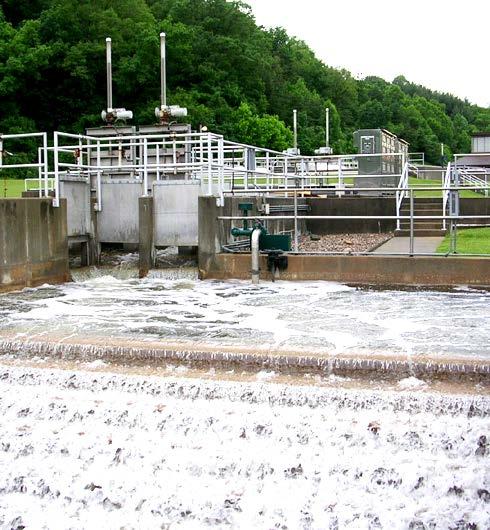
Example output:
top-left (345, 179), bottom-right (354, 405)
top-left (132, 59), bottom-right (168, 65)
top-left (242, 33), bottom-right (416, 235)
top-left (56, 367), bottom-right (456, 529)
top-left (353, 129), bottom-right (409, 193)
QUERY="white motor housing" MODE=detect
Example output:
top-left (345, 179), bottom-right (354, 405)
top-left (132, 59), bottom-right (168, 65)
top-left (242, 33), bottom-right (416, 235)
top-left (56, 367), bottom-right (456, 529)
top-left (155, 105), bottom-right (188, 120)
top-left (314, 146), bottom-right (333, 155)
top-left (101, 108), bottom-right (133, 123)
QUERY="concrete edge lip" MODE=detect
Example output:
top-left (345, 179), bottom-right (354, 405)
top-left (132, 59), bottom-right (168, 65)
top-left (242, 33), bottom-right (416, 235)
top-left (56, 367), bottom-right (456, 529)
top-left (1, 337), bottom-right (489, 378)
top-left (202, 253), bottom-right (490, 288)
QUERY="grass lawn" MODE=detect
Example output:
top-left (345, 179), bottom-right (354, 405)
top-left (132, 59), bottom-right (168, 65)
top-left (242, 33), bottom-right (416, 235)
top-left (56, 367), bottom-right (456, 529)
top-left (409, 177), bottom-right (483, 199)
top-left (1, 179), bottom-right (26, 198)
top-left (437, 227), bottom-right (490, 255)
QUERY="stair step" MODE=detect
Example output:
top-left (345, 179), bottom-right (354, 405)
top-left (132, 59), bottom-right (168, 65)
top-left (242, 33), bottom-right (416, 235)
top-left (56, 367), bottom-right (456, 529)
top-left (395, 229), bottom-right (446, 237)
top-left (400, 207), bottom-right (442, 215)
top-left (401, 205), bottom-right (442, 212)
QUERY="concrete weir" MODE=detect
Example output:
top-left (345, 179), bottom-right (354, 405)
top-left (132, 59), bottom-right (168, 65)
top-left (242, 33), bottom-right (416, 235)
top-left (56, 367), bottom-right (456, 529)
top-left (1, 337), bottom-right (489, 381)
top-left (0, 198), bottom-right (70, 292)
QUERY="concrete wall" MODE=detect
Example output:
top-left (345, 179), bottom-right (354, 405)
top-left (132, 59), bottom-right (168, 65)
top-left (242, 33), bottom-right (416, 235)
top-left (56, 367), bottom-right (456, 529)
top-left (201, 253), bottom-right (490, 288)
top-left (0, 198), bottom-right (69, 292)
top-left (153, 181), bottom-right (200, 247)
top-left (306, 197), bottom-right (396, 234)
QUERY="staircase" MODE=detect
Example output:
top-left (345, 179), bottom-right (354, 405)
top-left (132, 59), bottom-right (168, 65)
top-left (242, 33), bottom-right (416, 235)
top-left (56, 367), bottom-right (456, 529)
top-left (396, 198), bottom-right (446, 237)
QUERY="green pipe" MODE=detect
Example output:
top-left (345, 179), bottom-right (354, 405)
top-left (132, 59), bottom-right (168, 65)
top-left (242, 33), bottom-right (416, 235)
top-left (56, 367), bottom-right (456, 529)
top-left (231, 227), bottom-right (253, 237)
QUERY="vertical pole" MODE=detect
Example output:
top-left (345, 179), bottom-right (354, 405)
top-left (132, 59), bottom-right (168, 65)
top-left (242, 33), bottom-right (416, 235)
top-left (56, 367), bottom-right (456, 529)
top-left (207, 133), bottom-right (212, 196)
top-left (43, 132), bottom-right (49, 198)
top-left (172, 136), bottom-right (177, 175)
top-left (409, 188), bottom-right (414, 256)
top-left (266, 152), bottom-right (270, 190)
top-left (450, 168), bottom-right (459, 254)
top-left (156, 142), bottom-right (160, 181)
top-left (106, 37), bottom-right (113, 111)
top-left (293, 109), bottom-right (298, 152)
top-left (160, 32), bottom-right (166, 108)
top-left (53, 132), bottom-right (60, 207)
top-left (218, 135), bottom-right (224, 202)
top-left (96, 140), bottom-right (102, 211)
top-left (294, 189), bottom-right (298, 252)
top-left (325, 107), bottom-right (330, 148)
top-left (143, 137), bottom-right (148, 196)
top-left (244, 148), bottom-right (249, 190)
top-left (37, 147), bottom-right (43, 197)
top-left (284, 156), bottom-right (288, 190)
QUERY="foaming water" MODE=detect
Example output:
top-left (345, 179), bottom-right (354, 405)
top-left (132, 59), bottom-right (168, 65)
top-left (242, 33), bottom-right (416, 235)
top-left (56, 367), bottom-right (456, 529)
top-left (0, 271), bottom-right (489, 359)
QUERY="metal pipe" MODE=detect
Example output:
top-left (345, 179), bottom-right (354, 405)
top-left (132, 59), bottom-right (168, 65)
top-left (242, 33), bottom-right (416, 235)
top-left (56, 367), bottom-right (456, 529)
top-left (96, 141), bottom-right (102, 211)
top-left (409, 189), bottom-right (414, 256)
top-left (53, 132), bottom-right (60, 207)
top-left (325, 107), bottom-right (330, 148)
top-left (293, 190), bottom-right (298, 252)
top-left (251, 228), bottom-right (261, 285)
top-left (160, 32), bottom-right (166, 108)
top-left (106, 37), bottom-right (113, 111)
top-left (218, 214), bottom-right (490, 221)
top-left (143, 137), bottom-right (148, 196)
top-left (207, 133), bottom-right (212, 195)
top-left (293, 109), bottom-right (298, 151)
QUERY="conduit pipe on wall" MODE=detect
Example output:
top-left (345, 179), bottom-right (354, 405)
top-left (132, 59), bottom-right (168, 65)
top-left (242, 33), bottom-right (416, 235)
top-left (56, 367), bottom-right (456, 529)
top-left (251, 228), bottom-right (261, 285)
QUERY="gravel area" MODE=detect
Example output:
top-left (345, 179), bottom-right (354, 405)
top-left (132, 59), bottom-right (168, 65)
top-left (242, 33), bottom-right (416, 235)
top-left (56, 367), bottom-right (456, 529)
top-left (299, 233), bottom-right (393, 253)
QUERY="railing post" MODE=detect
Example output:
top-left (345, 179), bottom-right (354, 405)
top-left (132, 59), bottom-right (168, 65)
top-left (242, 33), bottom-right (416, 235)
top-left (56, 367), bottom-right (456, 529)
top-left (53, 132), bottom-right (60, 207)
top-left (207, 133), bottom-right (212, 196)
top-left (156, 142), bottom-right (160, 181)
top-left (449, 167), bottom-right (459, 254)
top-left (218, 135), bottom-right (224, 203)
top-left (37, 147), bottom-right (43, 198)
top-left (143, 137), bottom-right (148, 196)
top-left (266, 152), bottom-right (270, 190)
top-left (294, 189), bottom-right (299, 252)
top-left (409, 188), bottom-right (414, 257)
top-left (43, 132), bottom-right (49, 198)
top-left (96, 140), bottom-right (102, 211)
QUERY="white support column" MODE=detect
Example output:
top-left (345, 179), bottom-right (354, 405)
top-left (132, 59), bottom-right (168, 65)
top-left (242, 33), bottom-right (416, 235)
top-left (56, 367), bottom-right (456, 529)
top-left (53, 132), bottom-right (60, 207)
top-left (143, 137), bottom-right (149, 196)
top-left (156, 143), bottom-right (160, 181)
top-left (207, 133), bottom-right (212, 196)
top-left (218, 135), bottom-right (224, 202)
top-left (42, 132), bottom-right (49, 198)
top-left (266, 152), bottom-right (270, 190)
top-left (96, 140), bottom-right (102, 211)
top-left (37, 147), bottom-right (42, 198)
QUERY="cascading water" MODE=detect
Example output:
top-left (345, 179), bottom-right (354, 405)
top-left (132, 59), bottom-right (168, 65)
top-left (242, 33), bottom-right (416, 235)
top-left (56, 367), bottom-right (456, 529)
top-left (0, 269), bottom-right (489, 361)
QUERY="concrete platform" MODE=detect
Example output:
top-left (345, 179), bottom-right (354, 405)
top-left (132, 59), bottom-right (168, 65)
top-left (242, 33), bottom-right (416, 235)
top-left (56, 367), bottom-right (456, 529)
top-left (373, 236), bottom-right (444, 254)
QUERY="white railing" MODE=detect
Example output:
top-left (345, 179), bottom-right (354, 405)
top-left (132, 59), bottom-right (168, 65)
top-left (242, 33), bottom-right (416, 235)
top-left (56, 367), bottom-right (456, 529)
top-left (458, 167), bottom-right (488, 196)
top-left (442, 163), bottom-right (452, 231)
top-left (0, 132), bottom-right (49, 197)
top-left (395, 162), bottom-right (409, 230)
top-left (49, 130), bottom-right (407, 209)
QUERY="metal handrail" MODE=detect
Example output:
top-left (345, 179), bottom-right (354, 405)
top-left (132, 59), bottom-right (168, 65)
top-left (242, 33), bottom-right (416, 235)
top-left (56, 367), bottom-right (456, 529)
top-left (442, 163), bottom-right (452, 231)
top-left (395, 162), bottom-right (409, 230)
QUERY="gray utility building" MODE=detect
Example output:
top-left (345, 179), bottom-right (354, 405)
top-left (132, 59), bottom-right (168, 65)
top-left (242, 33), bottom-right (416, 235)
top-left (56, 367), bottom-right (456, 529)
top-left (456, 132), bottom-right (490, 167)
top-left (353, 129), bottom-right (409, 193)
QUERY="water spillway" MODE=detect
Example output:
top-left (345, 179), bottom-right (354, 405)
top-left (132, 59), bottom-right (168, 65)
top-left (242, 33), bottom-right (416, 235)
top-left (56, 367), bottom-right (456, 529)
top-left (1, 268), bottom-right (489, 529)
top-left (0, 268), bottom-right (489, 377)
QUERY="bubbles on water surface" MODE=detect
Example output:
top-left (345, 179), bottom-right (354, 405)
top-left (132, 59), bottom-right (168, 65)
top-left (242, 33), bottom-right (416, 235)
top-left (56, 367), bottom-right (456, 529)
top-left (0, 272), bottom-right (489, 358)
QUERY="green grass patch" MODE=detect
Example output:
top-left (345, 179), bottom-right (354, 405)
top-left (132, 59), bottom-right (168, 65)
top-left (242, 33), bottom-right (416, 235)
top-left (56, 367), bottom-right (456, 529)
top-left (409, 177), bottom-right (482, 199)
top-left (0, 179), bottom-right (26, 198)
top-left (437, 227), bottom-right (490, 255)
